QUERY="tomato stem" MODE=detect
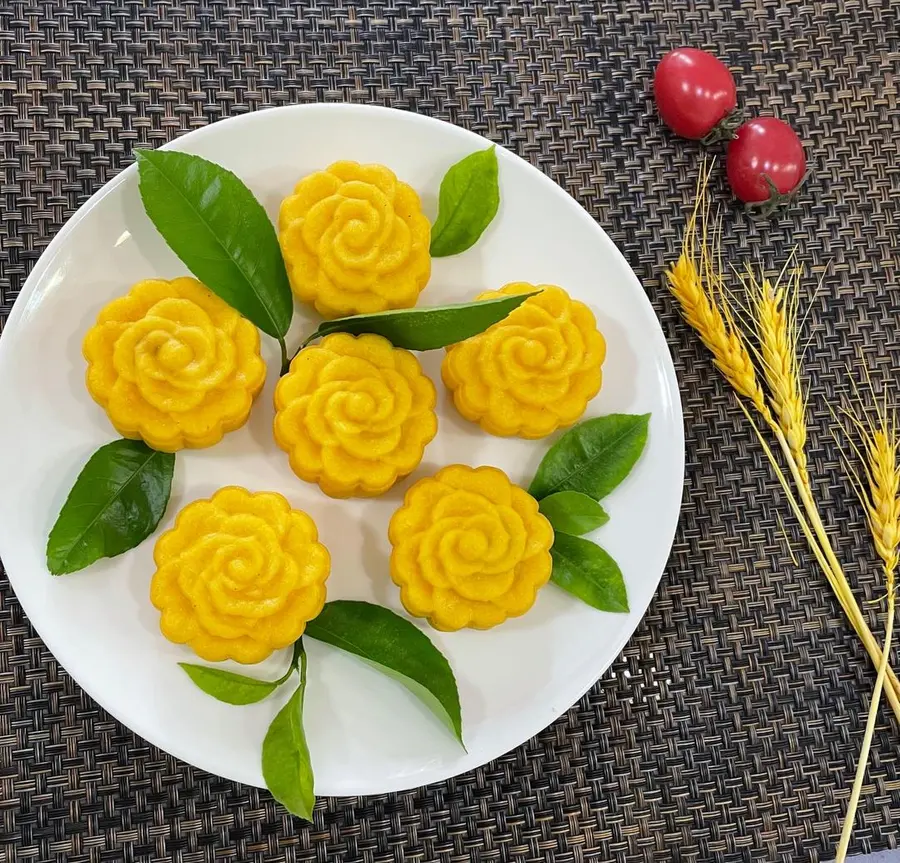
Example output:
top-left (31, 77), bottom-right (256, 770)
top-left (701, 109), bottom-right (743, 145)
top-left (744, 170), bottom-right (812, 218)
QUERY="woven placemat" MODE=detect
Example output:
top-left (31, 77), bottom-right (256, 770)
top-left (2, 1), bottom-right (900, 861)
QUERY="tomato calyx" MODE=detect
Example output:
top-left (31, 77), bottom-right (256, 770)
top-left (700, 108), bottom-right (744, 145)
top-left (744, 170), bottom-right (812, 217)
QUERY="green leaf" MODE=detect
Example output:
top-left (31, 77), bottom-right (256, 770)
top-left (300, 292), bottom-right (537, 353)
top-left (430, 146), bottom-right (500, 257)
top-left (304, 600), bottom-right (463, 745)
top-left (262, 646), bottom-right (315, 820)
top-left (179, 663), bottom-right (291, 706)
top-left (136, 149), bottom-right (293, 339)
top-left (46, 439), bottom-right (175, 575)
top-left (529, 414), bottom-right (650, 501)
top-left (538, 491), bottom-right (609, 536)
top-left (549, 533), bottom-right (629, 613)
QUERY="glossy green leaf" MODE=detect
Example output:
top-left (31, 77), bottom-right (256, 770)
top-left (305, 600), bottom-right (463, 745)
top-left (136, 149), bottom-right (293, 339)
top-left (430, 146), bottom-right (500, 256)
top-left (46, 439), bottom-right (175, 575)
top-left (299, 292), bottom-right (537, 353)
top-left (538, 491), bottom-right (609, 536)
top-left (550, 533), bottom-right (629, 613)
top-left (529, 414), bottom-right (650, 501)
top-left (179, 663), bottom-right (292, 706)
top-left (262, 646), bottom-right (315, 820)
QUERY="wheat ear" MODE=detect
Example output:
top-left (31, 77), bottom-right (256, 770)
top-left (747, 263), bottom-right (809, 484)
top-left (666, 168), bottom-right (772, 421)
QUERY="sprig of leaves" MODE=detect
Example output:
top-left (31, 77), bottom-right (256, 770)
top-left (530, 414), bottom-right (650, 612)
top-left (178, 641), bottom-right (303, 705)
top-left (262, 641), bottom-right (315, 821)
top-left (180, 641), bottom-right (314, 817)
top-left (46, 439), bottom-right (175, 575)
top-left (180, 600), bottom-right (463, 819)
top-left (430, 146), bottom-right (500, 257)
top-left (136, 149), bottom-right (294, 373)
top-left (296, 292), bottom-right (537, 355)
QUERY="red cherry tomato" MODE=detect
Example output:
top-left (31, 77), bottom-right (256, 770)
top-left (726, 117), bottom-right (807, 209)
top-left (654, 48), bottom-right (737, 140)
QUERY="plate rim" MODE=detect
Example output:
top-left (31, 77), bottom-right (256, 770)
top-left (0, 102), bottom-right (685, 794)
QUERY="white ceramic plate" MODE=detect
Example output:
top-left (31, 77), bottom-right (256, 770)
top-left (0, 104), bottom-right (683, 796)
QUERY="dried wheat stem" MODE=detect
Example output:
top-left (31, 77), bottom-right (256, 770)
top-left (835, 412), bottom-right (900, 863)
top-left (835, 587), bottom-right (895, 863)
top-left (738, 403), bottom-right (849, 592)
top-left (771, 423), bottom-right (900, 713)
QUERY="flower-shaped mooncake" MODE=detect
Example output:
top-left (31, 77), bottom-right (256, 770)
top-left (150, 487), bottom-right (330, 664)
top-left (83, 277), bottom-right (266, 452)
top-left (388, 465), bottom-right (554, 631)
top-left (278, 161), bottom-right (432, 319)
top-left (273, 333), bottom-right (438, 498)
top-left (442, 283), bottom-right (606, 439)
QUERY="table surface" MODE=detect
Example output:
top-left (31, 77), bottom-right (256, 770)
top-left (2, 2), bottom-right (900, 862)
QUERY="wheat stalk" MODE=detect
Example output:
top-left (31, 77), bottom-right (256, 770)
top-left (666, 161), bottom-right (900, 723)
top-left (835, 403), bottom-right (899, 863)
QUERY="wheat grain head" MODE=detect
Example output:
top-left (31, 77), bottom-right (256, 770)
top-left (665, 163), bottom-right (772, 422)
top-left (864, 420), bottom-right (900, 576)
top-left (744, 262), bottom-right (810, 483)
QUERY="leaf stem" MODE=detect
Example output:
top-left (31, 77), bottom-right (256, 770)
top-left (296, 639), bottom-right (308, 695)
top-left (272, 645), bottom-right (302, 687)
top-left (279, 337), bottom-right (290, 376)
top-left (296, 333), bottom-right (318, 359)
top-left (284, 331), bottom-right (321, 368)
top-left (291, 638), bottom-right (304, 671)
top-left (835, 584), bottom-right (895, 863)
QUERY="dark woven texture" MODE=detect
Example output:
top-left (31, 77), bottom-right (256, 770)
top-left (2, 1), bottom-right (900, 861)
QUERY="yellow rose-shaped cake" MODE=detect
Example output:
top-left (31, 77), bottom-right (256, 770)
top-left (278, 161), bottom-right (431, 318)
top-left (273, 333), bottom-right (438, 498)
top-left (442, 283), bottom-right (606, 439)
top-left (83, 277), bottom-right (266, 452)
top-left (150, 487), bottom-right (330, 664)
top-left (389, 465), bottom-right (554, 631)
